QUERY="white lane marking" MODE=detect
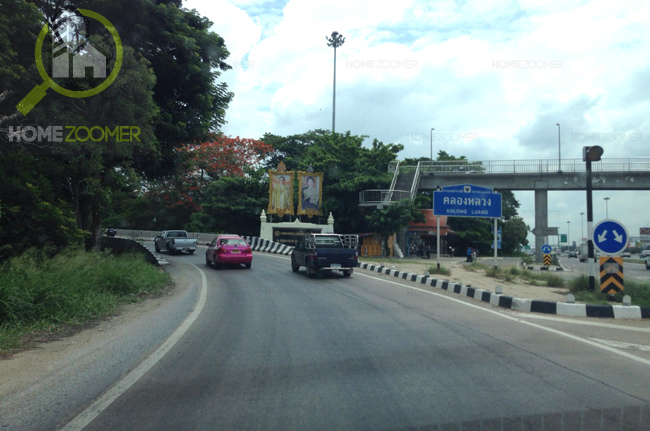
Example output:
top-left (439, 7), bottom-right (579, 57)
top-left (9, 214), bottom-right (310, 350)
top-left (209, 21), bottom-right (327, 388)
top-left (256, 254), bottom-right (650, 365)
top-left (588, 338), bottom-right (650, 352)
top-left (353, 272), bottom-right (650, 367)
top-left (60, 263), bottom-right (208, 431)
top-left (265, 254), bottom-right (650, 329)
top-left (505, 312), bottom-right (650, 332)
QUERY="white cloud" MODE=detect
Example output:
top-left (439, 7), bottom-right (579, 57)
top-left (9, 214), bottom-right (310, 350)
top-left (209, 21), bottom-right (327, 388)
top-left (188, 0), bottom-right (650, 240)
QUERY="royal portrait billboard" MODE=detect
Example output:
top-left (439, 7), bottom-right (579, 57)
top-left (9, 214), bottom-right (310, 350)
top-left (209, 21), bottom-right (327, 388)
top-left (267, 170), bottom-right (294, 217)
top-left (297, 171), bottom-right (323, 217)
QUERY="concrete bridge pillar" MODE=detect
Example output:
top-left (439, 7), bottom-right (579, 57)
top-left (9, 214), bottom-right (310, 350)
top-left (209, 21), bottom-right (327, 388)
top-left (534, 183), bottom-right (549, 263)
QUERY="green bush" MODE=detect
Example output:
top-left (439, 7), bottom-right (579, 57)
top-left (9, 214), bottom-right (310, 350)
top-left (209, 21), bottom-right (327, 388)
top-left (520, 253), bottom-right (533, 266)
top-left (0, 248), bottom-right (171, 351)
top-left (544, 274), bottom-right (565, 288)
top-left (568, 274), bottom-right (650, 306)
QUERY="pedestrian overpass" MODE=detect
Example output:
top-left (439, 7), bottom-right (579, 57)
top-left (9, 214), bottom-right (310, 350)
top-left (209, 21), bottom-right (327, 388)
top-left (359, 158), bottom-right (650, 261)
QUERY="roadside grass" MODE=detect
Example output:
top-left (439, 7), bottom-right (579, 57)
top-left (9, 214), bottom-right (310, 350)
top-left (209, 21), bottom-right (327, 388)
top-left (477, 263), bottom-right (566, 288)
top-left (568, 274), bottom-right (650, 306)
top-left (428, 265), bottom-right (451, 276)
top-left (0, 247), bottom-right (172, 353)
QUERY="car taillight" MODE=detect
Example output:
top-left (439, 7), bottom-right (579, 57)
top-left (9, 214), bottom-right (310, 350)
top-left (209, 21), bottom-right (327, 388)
top-left (172, 239), bottom-right (176, 245)
top-left (307, 251), bottom-right (317, 260)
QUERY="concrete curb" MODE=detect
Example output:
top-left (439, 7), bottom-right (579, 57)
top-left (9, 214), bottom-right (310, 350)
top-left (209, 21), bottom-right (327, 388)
top-left (356, 262), bottom-right (650, 320)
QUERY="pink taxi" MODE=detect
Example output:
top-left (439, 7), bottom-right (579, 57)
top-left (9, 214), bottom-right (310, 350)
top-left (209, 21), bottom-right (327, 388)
top-left (205, 235), bottom-right (253, 269)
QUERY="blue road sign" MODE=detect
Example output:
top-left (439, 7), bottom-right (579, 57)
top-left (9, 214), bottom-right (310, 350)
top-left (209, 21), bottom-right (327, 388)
top-left (541, 244), bottom-right (552, 254)
top-left (592, 219), bottom-right (628, 255)
top-left (433, 184), bottom-right (502, 218)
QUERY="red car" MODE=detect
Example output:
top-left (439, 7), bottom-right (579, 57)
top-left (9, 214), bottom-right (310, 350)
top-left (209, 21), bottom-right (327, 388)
top-left (205, 235), bottom-right (253, 269)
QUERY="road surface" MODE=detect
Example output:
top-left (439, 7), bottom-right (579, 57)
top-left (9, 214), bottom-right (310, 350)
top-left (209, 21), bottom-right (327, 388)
top-left (2, 248), bottom-right (649, 431)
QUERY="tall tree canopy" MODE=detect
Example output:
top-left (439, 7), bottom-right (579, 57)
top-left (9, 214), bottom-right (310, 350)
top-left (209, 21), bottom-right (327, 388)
top-left (263, 130), bottom-right (404, 233)
top-left (0, 0), bottom-right (234, 257)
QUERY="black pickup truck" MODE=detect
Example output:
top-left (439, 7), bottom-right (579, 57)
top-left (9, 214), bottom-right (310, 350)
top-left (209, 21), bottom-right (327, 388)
top-left (291, 233), bottom-right (358, 277)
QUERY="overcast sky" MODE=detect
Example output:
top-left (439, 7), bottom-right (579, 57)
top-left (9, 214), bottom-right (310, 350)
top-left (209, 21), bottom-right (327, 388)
top-left (185, 0), bottom-right (650, 248)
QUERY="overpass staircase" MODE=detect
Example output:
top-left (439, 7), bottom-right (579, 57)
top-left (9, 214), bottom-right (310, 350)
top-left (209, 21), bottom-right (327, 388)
top-left (358, 161), bottom-right (422, 207)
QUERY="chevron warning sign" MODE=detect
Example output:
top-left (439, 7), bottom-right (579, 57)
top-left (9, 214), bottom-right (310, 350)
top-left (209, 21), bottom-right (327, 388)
top-left (600, 256), bottom-right (623, 294)
top-left (543, 254), bottom-right (552, 266)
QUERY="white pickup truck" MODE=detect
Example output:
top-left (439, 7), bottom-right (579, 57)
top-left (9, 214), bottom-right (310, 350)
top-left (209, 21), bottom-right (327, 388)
top-left (154, 230), bottom-right (197, 255)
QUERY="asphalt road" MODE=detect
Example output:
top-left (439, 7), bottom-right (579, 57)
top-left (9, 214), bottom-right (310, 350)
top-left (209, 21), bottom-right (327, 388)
top-left (64, 249), bottom-right (650, 430)
top-left (3, 248), bottom-right (649, 431)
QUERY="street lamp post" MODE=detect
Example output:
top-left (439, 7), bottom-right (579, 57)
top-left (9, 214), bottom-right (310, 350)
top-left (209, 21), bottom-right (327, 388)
top-left (430, 128), bottom-right (434, 171)
top-left (604, 197), bottom-right (610, 219)
top-left (556, 123), bottom-right (561, 173)
top-left (567, 221), bottom-right (570, 250)
top-left (326, 31), bottom-right (345, 133)
top-left (580, 211), bottom-right (584, 243)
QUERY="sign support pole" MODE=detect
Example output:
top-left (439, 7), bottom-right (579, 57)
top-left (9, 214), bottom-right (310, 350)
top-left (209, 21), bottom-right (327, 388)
top-left (436, 215), bottom-right (441, 270)
top-left (493, 218), bottom-right (498, 270)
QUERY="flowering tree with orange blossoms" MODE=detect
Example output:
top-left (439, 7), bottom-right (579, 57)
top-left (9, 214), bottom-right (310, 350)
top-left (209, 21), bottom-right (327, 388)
top-left (151, 134), bottom-right (272, 213)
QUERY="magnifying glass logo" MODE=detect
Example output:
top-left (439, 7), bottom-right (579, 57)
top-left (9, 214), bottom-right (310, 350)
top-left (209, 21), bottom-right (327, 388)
top-left (16, 9), bottom-right (123, 116)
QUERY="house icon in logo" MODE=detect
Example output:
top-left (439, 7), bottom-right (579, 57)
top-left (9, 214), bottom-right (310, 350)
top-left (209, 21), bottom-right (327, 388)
top-left (51, 13), bottom-right (106, 79)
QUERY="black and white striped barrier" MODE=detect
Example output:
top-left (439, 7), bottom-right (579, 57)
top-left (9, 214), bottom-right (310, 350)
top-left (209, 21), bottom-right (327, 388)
top-left (244, 236), bottom-right (294, 255)
top-left (356, 262), bottom-right (650, 319)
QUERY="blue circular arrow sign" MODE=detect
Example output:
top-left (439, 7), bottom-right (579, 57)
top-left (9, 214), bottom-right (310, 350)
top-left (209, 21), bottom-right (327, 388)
top-left (592, 219), bottom-right (628, 255)
top-left (541, 244), bottom-right (552, 254)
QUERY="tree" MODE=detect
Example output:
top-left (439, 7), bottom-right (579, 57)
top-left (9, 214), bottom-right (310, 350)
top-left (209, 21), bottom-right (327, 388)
top-left (0, 154), bottom-right (83, 261)
top-left (1, 0), bottom-right (234, 250)
top-left (186, 173), bottom-right (269, 236)
top-left (263, 130), bottom-right (403, 232)
top-left (147, 135), bottom-right (271, 222)
top-left (502, 217), bottom-right (529, 254)
top-left (366, 199), bottom-right (425, 256)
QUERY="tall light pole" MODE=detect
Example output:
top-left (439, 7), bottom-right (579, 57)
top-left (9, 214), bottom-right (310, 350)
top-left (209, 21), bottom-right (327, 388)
top-left (430, 128), bottom-right (435, 170)
top-left (326, 31), bottom-right (345, 133)
top-left (580, 211), bottom-right (584, 243)
top-left (567, 220), bottom-right (570, 250)
top-left (556, 123), bottom-right (561, 173)
top-left (604, 197), bottom-right (610, 219)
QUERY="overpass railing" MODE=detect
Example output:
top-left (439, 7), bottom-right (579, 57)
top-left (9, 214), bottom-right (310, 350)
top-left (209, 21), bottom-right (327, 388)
top-left (359, 189), bottom-right (411, 206)
top-left (407, 158), bottom-right (650, 175)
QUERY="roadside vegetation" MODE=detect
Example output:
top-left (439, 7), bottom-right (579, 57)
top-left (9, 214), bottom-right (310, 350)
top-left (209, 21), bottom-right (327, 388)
top-left (567, 275), bottom-right (650, 306)
top-left (0, 248), bottom-right (172, 353)
top-left (478, 261), bottom-right (650, 306)
top-left (428, 265), bottom-right (451, 276)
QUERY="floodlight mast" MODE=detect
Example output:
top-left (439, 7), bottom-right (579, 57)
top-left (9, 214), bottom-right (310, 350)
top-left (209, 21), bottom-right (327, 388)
top-left (326, 31), bottom-right (345, 133)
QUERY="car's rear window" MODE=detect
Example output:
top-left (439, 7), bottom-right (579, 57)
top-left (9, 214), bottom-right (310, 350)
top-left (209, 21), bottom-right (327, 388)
top-left (220, 238), bottom-right (247, 246)
top-left (314, 236), bottom-right (342, 248)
